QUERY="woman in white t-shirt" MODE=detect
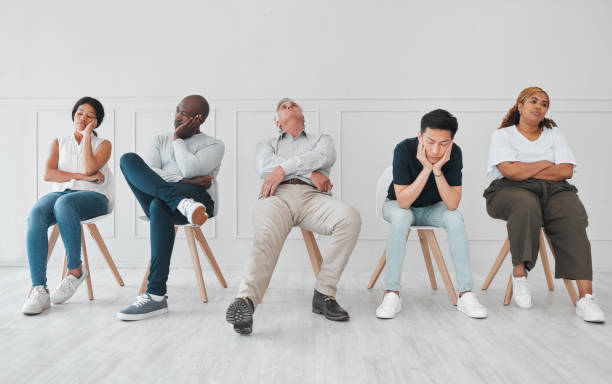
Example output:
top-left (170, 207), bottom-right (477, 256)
top-left (22, 97), bottom-right (113, 315)
top-left (483, 86), bottom-right (604, 323)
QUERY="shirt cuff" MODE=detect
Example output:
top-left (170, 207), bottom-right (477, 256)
top-left (280, 158), bottom-right (297, 175)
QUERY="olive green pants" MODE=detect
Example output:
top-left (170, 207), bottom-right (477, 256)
top-left (484, 178), bottom-right (592, 280)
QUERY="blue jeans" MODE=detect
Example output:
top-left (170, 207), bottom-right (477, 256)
top-left (382, 200), bottom-right (473, 292)
top-left (27, 190), bottom-right (109, 287)
top-left (120, 153), bottom-right (215, 296)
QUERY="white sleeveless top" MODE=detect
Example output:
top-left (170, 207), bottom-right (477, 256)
top-left (52, 134), bottom-right (114, 212)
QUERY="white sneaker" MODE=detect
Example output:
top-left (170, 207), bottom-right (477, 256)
top-left (177, 198), bottom-right (208, 226)
top-left (376, 292), bottom-right (402, 319)
top-left (457, 292), bottom-right (487, 318)
top-left (22, 286), bottom-right (51, 315)
top-left (576, 294), bottom-right (605, 323)
top-left (512, 276), bottom-right (533, 309)
top-left (51, 269), bottom-right (88, 304)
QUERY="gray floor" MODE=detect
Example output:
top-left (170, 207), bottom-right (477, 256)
top-left (1, 266), bottom-right (610, 384)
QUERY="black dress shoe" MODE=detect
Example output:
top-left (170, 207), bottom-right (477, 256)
top-left (226, 297), bottom-right (254, 335)
top-left (312, 289), bottom-right (350, 321)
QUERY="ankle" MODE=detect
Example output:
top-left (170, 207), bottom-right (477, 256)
top-left (68, 267), bottom-right (83, 278)
top-left (384, 290), bottom-right (400, 297)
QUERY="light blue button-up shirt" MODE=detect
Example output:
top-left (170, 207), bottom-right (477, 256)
top-left (255, 129), bottom-right (337, 185)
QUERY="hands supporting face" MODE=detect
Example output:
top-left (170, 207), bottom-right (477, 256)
top-left (84, 119), bottom-right (98, 136)
top-left (310, 171), bottom-right (333, 192)
top-left (417, 139), bottom-right (452, 176)
top-left (174, 114), bottom-right (205, 140)
top-left (260, 166), bottom-right (285, 198)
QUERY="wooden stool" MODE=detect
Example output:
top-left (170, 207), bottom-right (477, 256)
top-left (260, 228), bottom-right (323, 300)
top-left (138, 216), bottom-right (227, 303)
top-left (367, 226), bottom-right (458, 306)
top-left (46, 214), bottom-right (124, 300)
top-left (481, 229), bottom-right (578, 305)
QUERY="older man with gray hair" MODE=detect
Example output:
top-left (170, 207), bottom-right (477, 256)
top-left (226, 98), bottom-right (362, 335)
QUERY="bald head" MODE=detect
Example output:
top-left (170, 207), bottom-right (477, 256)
top-left (182, 95), bottom-right (210, 119)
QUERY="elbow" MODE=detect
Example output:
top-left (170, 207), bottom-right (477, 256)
top-left (43, 171), bottom-right (52, 182)
top-left (397, 201), bottom-right (412, 210)
top-left (83, 168), bottom-right (98, 176)
top-left (446, 204), bottom-right (459, 211)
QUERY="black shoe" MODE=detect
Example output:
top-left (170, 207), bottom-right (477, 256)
top-left (226, 297), bottom-right (254, 335)
top-left (312, 289), bottom-right (350, 321)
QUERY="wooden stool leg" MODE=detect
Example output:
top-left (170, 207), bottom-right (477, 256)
top-left (543, 232), bottom-right (578, 305)
top-left (193, 227), bottom-right (228, 288)
top-left (139, 262), bottom-right (151, 295)
top-left (301, 229), bottom-right (323, 277)
top-left (423, 229), bottom-right (457, 305)
top-left (482, 238), bottom-right (510, 290)
top-left (418, 229), bottom-right (437, 290)
top-left (185, 226), bottom-right (208, 303)
top-left (538, 231), bottom-right (554, 291)
top-left (81, 227), bottom-right (94, 300)
top-left (367, 250), bottom-right (387, 289)
top-left (504, 274), bottom-right (513, 305)
top-left (47, 225), bottom-right (60, 263)
top-left (87, 224), bottom-right (124, 286)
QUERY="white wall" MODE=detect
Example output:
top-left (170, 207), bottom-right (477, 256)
top-left (1, 1), bottom-right (611, 272)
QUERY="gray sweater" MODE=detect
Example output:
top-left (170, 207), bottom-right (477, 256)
top-left (146, 132), bottom-right (225, 216)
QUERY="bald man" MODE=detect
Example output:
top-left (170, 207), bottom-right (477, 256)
top-left (117, 95), bottom-right (225, 321)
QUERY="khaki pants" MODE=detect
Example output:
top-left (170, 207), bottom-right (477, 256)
top-left (237, 184), bottom-right (362, 305)
top-left (484, 178), bottom-right (592, 280)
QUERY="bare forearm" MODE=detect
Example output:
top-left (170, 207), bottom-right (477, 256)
top-left (533, 164), bottom-right (573, 181)
top-left (397, 168), bottom-right (431, 209)
top-left (434, 175), bottom-right (461, 210)
top-left (44, 169), bottom-right (84, 182)
top-left (82, 136), bottom-right (101, 175)
top-left (498, 161), bottom-right (553, 181)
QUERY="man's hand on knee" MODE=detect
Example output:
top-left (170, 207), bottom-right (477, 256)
top-left (261, 166), bottom-right (285, 197)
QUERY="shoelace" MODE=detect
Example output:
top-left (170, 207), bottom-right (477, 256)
top-left (27, 287), bottom-right (47, 304)
top-left (582, 295), bottom-right (599, 309)
top-left (134, 295), bottom-right (152, 307)
top-left (58, 276), bottom-right (78, 293)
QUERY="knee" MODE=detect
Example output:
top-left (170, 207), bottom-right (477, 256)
top-left (53, 195), bottom-right (75, 221)
top-left (343, 206), bottom-right (362, 232)
top-left (28, 203), bottom-right (52, 227)
top-left (149, 198), bottom-right (171, 220)
top-left (120, 152), bottom-right (140, 170)
top-left (389, 208), bottom-right (414, 230)
top-left (441, 209), bottom-right (465, 230)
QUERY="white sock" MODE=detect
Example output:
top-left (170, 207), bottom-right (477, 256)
top-left (149, 293), bottom-right (165, 302)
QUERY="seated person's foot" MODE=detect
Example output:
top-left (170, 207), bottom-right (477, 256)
top-left (376, 291), bottom-right (401, 319)
top-left (117, 293), bottom-right (168, 321)
top-left (226, 297), bottom-right (254, 335)
top-left (576, 294), bottom-right (605, 323)
top-left (177, 198), bottom-right (208, 226)
top-left (22, 286), bottom-right (51, 315)
top-left (512, 275), bottom-right (533, 309)
top-left (312, 289), bottom-right (349, 321)
top-left (51, 268), bottom-right (88, 304)
top-left (457, 292), bottom-right (487, 319)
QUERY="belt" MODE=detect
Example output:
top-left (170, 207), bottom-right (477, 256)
top-left (280, 178), bottom-right (312, 186)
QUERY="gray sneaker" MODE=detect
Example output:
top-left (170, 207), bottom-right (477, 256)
top-left (117, 294), bottom-right (168, 321)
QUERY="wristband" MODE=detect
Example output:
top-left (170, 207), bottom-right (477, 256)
top-left (433, 172), bottom-right (442, 177)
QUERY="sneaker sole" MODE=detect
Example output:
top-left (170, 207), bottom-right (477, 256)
top-left (117, 307), bottom-right (168, 321)
top-left (191, 206), bottom-right (208, 226)
top-left (577, 308), bottom-right (605, 323)
top-left (22, 304), bottom-right (51, 315)
top-left (312, 307), bottom-right (350, 321)
top-left (226, 300), bottom-right (253, 334)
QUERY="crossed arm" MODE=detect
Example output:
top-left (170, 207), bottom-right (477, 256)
top-left (44, 138), bottom-right (111, 183)
top-left (497, 161), bottom-right (573, 181)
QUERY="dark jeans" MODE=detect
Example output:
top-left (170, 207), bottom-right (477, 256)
top-left (27, 190), bottom-right (108, 287)
top-left (120, 153), bottom-right (215, 295)
top-left (484, 178), bottom-right (591, 280)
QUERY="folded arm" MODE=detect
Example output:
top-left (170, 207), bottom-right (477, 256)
top-left (173, 138), bottom-right (225, 178)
